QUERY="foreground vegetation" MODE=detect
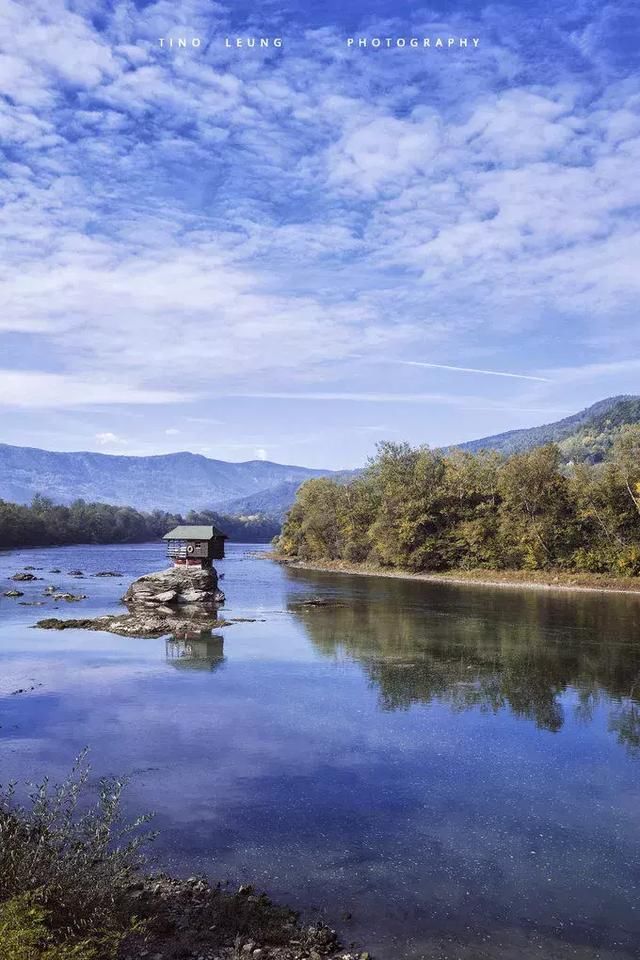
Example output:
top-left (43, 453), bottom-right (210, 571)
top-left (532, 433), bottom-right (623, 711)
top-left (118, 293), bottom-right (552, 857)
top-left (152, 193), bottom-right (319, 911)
top-left (0, 756), bottom-right (360, 960)
top-left (0, 497), bottom-right (279, 550)
top-left (277, 426), bottom-right (640, 577)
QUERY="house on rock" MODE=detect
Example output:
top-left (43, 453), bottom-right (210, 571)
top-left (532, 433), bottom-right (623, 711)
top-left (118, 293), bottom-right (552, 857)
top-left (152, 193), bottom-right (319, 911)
top-left (163, 524), bottom-right (228, 569)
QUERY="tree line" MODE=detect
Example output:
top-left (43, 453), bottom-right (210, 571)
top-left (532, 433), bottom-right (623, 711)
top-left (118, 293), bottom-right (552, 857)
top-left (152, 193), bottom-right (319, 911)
top-left (277, 426), bottom-right (640, 576)
top-left (0, 495), bottom-right (279, 550)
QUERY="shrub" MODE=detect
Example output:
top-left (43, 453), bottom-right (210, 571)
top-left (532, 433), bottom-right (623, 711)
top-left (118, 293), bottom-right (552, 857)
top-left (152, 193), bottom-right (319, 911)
top-left (0, 894), bottom-right (110, 959)
top-left (615, 545), bottom-right (640, 577)
top-left (0, 752), bottom-right (154, 956)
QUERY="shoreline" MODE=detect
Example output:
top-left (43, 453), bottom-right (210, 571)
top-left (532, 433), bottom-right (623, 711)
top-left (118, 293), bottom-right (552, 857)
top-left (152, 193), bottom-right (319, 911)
top-left (275, 556), bottom-right (640, 597)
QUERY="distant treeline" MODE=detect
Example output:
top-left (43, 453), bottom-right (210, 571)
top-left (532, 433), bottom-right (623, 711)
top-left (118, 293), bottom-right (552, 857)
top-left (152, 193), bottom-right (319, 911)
top-left (0, 496), bottom-right (280, 550)
top-left (278, 426), bottom-right (640, 576)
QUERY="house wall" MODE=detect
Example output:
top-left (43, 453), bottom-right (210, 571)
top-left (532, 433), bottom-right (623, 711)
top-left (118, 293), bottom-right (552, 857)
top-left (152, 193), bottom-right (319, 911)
top-left (166, 538), bottom-right (225, 561)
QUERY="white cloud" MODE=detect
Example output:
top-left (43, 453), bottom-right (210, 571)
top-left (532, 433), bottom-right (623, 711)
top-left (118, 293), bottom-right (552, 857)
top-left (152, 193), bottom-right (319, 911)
top-left (95, 431), bottom-right (127, 446)
top-left (0, 372), bottom-right (190, 409)
top-left (327, 113), bottom-right (441, 192)
top-left (235, 391), bottom-right (570, 413)
top-left (542, 358), bottom-right (640, 383)
top-left (0, 0), bottom-right (638, 444)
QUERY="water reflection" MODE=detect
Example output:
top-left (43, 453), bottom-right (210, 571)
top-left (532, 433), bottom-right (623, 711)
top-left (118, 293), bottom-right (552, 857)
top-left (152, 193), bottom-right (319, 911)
top-left (165, 632), bottom-right (225, 672)
top-left (2, 546), bottom-right (640, 960)
top-left (288, 577), bottom-right (640, 751)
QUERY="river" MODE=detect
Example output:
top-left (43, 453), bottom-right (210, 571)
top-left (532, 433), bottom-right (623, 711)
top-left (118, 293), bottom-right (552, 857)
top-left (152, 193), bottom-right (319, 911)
top-left (1, 542), bottom-right (639, 959)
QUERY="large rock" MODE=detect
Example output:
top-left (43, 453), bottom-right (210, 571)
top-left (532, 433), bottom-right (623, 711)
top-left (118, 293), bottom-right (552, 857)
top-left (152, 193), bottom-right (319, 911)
top-left (123, 566), bottom-right (225, 608)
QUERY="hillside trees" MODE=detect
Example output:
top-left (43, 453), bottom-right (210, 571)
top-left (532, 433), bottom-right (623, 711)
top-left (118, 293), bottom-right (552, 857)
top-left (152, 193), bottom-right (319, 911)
top-left (278, 428), bottom-right (640, 576)
top-left (497, 445), bottom-right (578, 569)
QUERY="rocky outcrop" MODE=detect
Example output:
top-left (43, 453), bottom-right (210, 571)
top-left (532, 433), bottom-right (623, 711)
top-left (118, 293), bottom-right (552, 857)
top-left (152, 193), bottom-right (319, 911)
top-left (36, 612), bottom-right (232, 638)
top-left (34, 565), bottom-right (226, 638)
top-left (123, 566), bottom-right (225, 608)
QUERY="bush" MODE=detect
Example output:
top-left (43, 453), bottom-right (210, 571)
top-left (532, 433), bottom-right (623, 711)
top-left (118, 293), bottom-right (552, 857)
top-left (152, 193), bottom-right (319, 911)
top-left (0, 894), bottom-right (110, 959)
top-left (0, 752), bottom-right (154, 957)
top-left (615, 545), bottom-right (640, 577)
top-left (571, 545), bottom-right (640, 576)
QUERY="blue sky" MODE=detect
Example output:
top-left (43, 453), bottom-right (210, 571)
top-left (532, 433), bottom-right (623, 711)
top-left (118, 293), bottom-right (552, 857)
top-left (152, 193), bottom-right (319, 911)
top-left (1, 0), bottom-right (639, 468)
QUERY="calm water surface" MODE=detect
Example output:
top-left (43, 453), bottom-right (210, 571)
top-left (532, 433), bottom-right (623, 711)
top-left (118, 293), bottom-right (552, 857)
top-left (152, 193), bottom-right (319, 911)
top-left (1, 542), bottom-right (639, 959)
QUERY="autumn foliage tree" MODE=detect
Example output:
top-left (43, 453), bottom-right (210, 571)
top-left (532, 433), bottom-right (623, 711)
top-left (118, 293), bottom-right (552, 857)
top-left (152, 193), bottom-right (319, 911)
top-left (277, 427), bottom-right (640, 576)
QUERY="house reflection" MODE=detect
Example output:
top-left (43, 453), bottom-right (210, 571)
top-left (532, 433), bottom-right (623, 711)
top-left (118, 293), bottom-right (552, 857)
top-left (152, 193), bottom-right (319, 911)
top-left (165, 632), bottom-right (225, 672)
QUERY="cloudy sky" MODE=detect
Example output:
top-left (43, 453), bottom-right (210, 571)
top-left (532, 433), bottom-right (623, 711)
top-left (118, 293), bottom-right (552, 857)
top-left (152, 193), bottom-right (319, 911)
top-left (1, 0), bottom-right (639, 468)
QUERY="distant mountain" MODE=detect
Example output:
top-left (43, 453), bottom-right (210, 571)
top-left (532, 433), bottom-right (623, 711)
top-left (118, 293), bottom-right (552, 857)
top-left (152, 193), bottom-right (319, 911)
top-left (0, 444), bottom-right (336, 513)
top-left (223, 480), bottom-right (311, 520)
top-left (2, 396), bottom-right (637, 519)
top-left (225, 470), bottom-right (359, 520)
top-left (455, 396), bottom-right (640, 461)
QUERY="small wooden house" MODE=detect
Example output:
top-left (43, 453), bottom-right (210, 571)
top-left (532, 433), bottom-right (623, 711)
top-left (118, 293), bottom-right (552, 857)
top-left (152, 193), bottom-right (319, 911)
top-left (163, 524), bottom-right (227, 568)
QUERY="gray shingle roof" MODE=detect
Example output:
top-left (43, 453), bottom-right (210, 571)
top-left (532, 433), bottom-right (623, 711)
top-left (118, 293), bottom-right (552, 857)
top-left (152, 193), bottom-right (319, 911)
top-left (163, 525), bottom-right (227, 540)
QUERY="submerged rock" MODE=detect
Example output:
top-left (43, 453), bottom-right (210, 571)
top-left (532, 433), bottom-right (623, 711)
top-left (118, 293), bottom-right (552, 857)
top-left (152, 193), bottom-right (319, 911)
top-left (94, 570), bottom-right (123, 577)
top-left (292, 596), bottom-right (345, 608)
top-left (123, 567), bottom-right (225, 608)
top-left (3, 589), bottom-right (24, 597)
top-left (10, 572), bottom-right (40, 582)
top-left (36, 612), bottom-right (232, 638)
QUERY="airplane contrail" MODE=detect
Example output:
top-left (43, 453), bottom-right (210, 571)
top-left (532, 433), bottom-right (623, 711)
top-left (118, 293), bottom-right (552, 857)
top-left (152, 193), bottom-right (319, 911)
top-left (397, 360), bottom-right (551, 382)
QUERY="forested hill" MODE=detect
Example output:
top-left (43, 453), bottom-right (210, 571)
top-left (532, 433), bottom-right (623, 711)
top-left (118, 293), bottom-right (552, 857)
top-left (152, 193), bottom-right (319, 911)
top-left (223, 470), bottom-right (361, 520)
top-left (0, 445), bottom-right (335, 513)
top-left (456, 395), bottom-right (640, 461)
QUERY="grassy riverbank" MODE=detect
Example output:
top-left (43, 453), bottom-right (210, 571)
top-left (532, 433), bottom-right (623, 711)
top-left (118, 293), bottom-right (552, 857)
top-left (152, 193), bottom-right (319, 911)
top-left (0, 757), bottom-right (366, 960)
top-left (276, 556), bottom-right (640, 596)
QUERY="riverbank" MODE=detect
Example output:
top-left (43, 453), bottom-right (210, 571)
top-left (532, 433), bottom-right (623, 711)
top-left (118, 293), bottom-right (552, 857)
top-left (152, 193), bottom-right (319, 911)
top-left (120, 875), bottom-right (366, 960)
top-left (275, 556), bottom-right (640, 596)
top-left (0, 755), bottom-right (368, 960)
top-left (2, 864), bottom-right (365, 960)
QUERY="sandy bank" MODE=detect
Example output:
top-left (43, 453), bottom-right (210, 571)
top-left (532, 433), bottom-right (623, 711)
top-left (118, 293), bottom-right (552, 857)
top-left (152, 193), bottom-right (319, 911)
top-left (275, 557), bottom-right (640, 598)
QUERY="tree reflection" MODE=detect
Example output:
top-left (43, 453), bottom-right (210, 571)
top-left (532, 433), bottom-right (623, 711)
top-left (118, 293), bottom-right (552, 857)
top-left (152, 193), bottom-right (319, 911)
top-left (288, 576), bottom-right (640, 751)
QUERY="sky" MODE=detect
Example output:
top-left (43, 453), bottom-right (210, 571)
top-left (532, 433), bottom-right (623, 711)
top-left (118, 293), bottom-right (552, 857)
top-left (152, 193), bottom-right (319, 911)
top-left (1, 0), bottom-right (639, 468)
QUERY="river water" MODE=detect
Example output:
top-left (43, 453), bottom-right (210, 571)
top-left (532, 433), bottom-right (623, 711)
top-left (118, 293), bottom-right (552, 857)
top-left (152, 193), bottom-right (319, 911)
top-left (1, 542), bottom-right (639, 959)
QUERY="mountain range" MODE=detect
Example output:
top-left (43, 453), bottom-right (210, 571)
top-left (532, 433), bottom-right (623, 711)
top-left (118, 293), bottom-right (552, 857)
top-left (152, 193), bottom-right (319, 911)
top-left (0, 444), bottom-right (336, 514)
top-left (1, 395), bottom-right (638, 517)
top-left (456, 395), bottom-right (640, 458)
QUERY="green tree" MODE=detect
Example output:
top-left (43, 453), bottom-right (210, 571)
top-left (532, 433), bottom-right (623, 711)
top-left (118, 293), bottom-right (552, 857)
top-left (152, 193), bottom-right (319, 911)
top-left (497, 445), bottom-right (577, 569)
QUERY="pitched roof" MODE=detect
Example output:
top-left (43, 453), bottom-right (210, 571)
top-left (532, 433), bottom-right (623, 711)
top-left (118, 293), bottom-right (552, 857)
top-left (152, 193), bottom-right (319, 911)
top-left (163, 524), bottom-right (228, 540)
